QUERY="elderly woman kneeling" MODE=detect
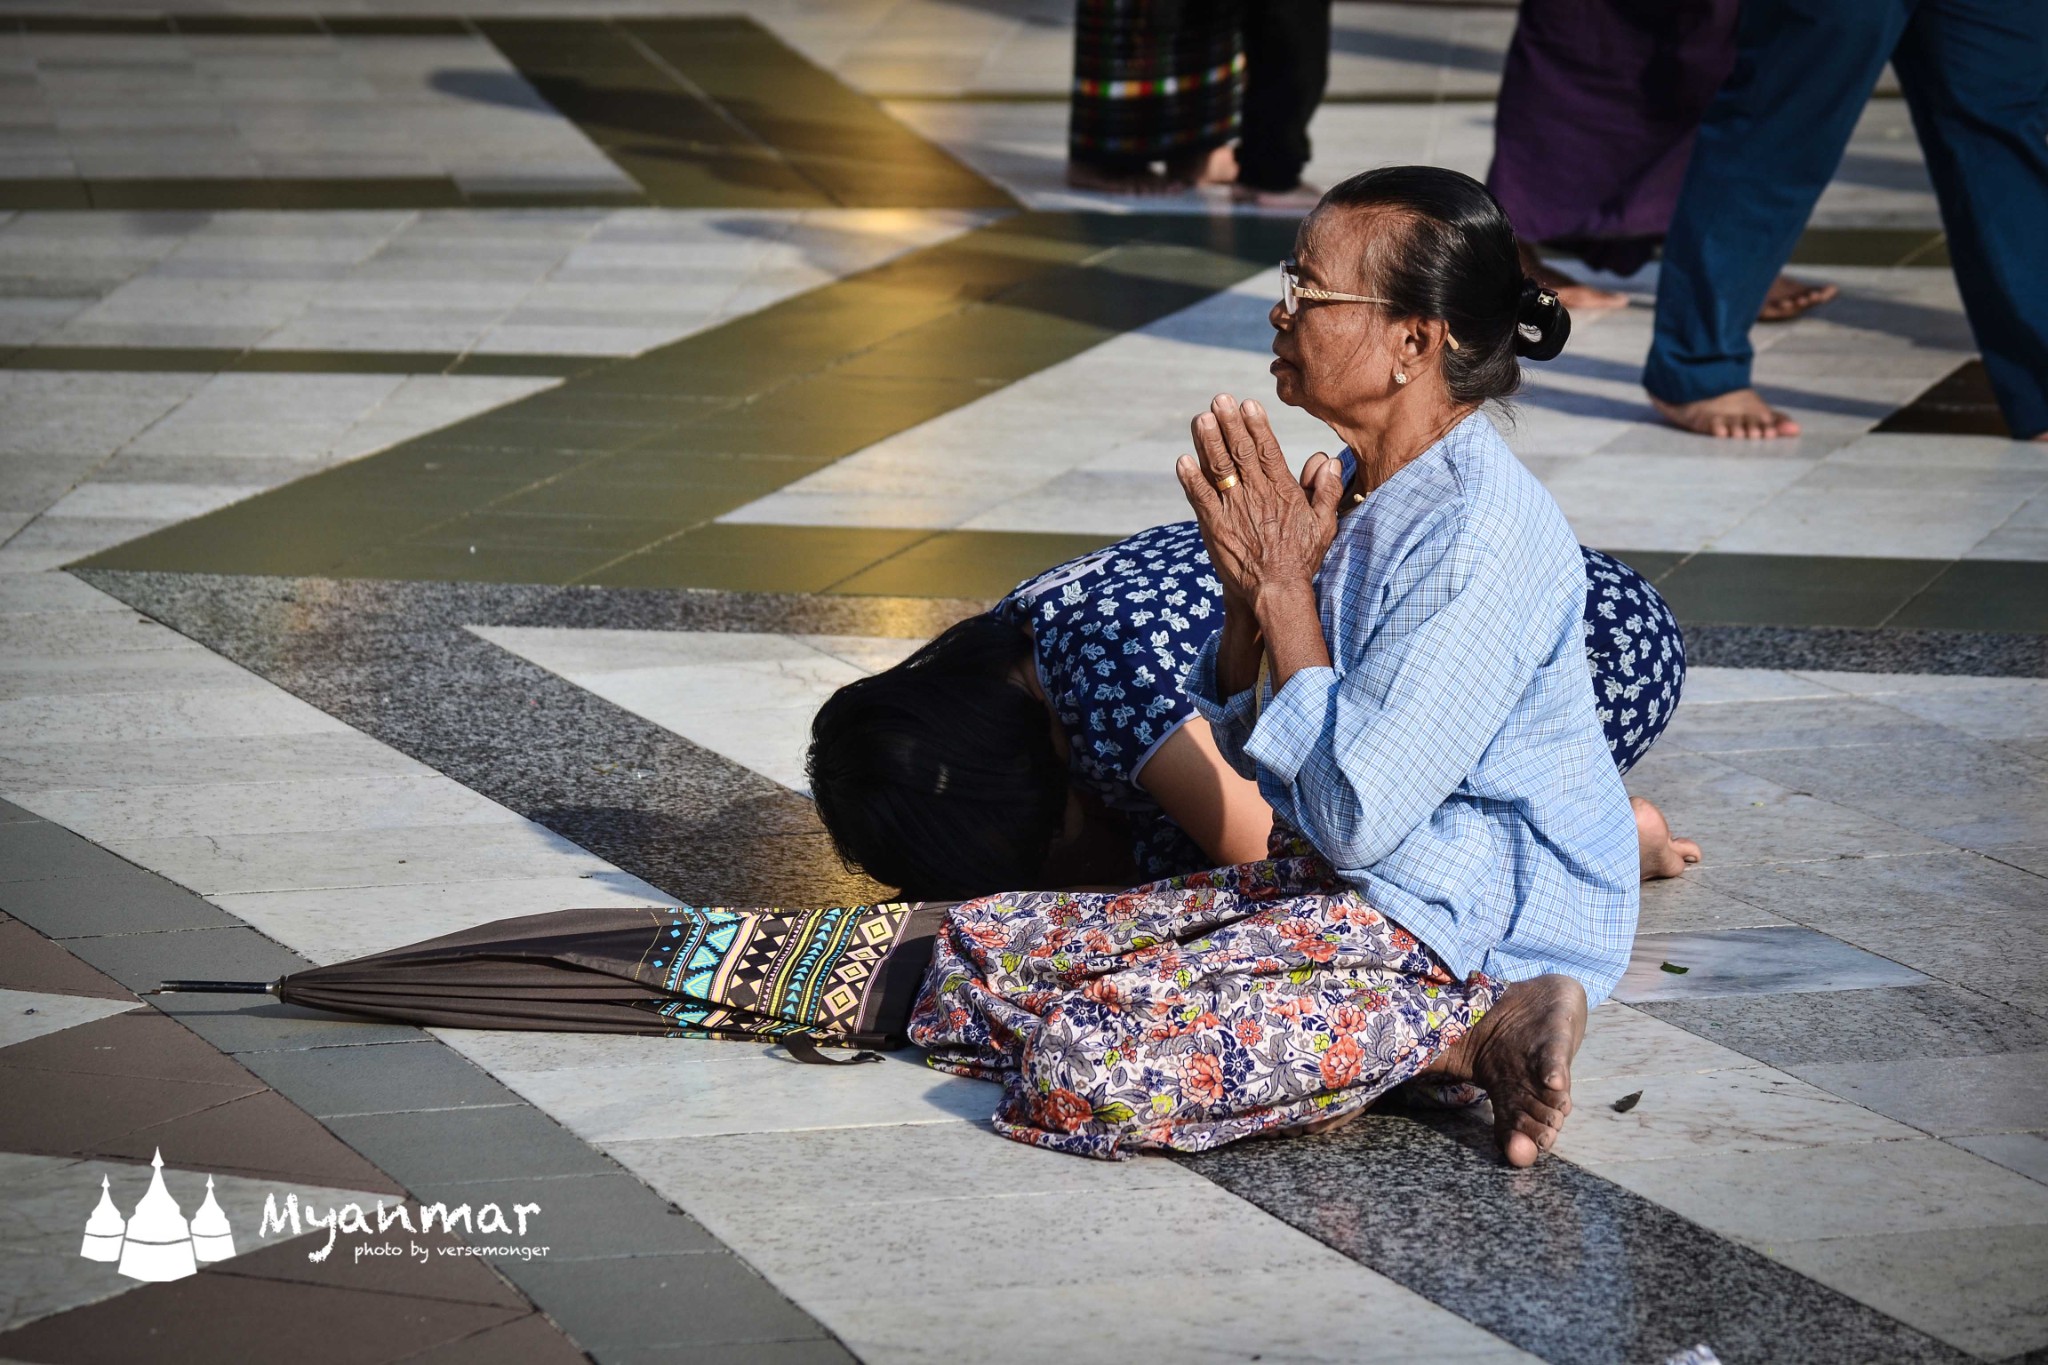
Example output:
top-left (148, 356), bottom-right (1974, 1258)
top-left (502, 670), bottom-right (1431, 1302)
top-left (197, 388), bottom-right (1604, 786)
top-left (905, 166), bottom-right (1638, 1165)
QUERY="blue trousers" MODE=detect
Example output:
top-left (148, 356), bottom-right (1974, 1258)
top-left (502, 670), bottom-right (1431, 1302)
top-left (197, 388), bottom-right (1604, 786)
top-left (1644, 0), bottom-right (2048, 438)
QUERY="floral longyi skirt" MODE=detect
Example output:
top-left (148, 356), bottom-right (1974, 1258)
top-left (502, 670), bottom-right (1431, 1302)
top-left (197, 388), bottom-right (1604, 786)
top-left (907, 852), bottom-right (1503, 1159)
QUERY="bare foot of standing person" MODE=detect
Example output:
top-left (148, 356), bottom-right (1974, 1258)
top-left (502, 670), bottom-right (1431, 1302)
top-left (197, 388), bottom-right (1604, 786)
top-left (1633, 796), bottom-right (1701, 880)
top-left (1065, 160), bottom-right (1175, 195)
top-left (1651, 389), bottom-right (1802, 439)
top-left (1165, 142), bottom-right (1239, 188)
top-left (1517, 241), bottom-right (1628, 312)
top-left (1424, 974), bottom-right (1588, 1167)
top-left (1757, 272), bottom-right (1839, 322)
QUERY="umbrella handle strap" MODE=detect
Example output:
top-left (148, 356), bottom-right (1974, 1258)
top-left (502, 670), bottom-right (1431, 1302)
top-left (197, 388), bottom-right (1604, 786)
top-left (782, 1035), bottom-right (882, 1066)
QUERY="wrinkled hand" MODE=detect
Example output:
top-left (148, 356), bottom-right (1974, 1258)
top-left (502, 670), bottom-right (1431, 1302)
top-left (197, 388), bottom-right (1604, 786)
top-left (1176, 394), bottom-right (1343, 614)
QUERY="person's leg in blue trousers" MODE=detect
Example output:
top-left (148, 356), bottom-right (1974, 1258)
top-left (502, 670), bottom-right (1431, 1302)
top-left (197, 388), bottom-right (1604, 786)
top-left (1891, 0), bottom-right (2048, 439)
top-left (1643, 0), bottom-right (1905, 436)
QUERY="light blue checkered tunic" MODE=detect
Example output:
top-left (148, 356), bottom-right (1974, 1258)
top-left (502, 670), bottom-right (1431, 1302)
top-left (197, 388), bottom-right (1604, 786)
top-left (1188, 412), bottom-right (1639, 1004)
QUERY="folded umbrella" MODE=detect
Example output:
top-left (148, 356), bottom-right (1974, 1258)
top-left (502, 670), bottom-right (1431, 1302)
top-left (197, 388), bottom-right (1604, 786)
top-left (154, 901), bottom-right (954, 1062)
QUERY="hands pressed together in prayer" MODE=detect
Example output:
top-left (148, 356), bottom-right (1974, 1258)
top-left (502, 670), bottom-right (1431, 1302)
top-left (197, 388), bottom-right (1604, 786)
top-left (1176, 394), bottom-right (1344, 701)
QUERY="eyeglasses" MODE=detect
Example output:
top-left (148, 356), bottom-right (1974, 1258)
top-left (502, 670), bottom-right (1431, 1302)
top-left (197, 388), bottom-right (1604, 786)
top-left (1280, 260), bottom-right (1390, 316)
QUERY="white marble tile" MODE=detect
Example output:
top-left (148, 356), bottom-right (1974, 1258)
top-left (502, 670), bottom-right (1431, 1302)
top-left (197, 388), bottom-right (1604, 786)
top-left (40, 481), bottom-right (264, 522)
top-left (1712, 453), bottom-right (2048, 559)
top-left (1572, 1002), bottom-right (1764, 1084)
top-left (806, 1269), bottom-right (1535, 1365)
top-left (470, 626), bottom-right (870, 794)
top-left (98, 820), bottom-right (610, 896)
top-left (0, 731), bottom-right (423, 797)
top-left (605, 1118), bottom-right (1187, 1221)
top-left (610, 1125), bottom-right (1530, 1364)
top-left (1620, 747), bottom-right (1952, 869)
top-left (1600, 1137), bottom-right (2048, 1244)
top-left (1786, 1053), bottom-right (2048, 1138)
top-left (0, 988), bottom-right (138, 1048)
top-left (1558, 1066), bottom-right (1921, 1166)
top-left (481, 1046), bottom-right (994, 1142)
top-left (1614, 925), bottom-right (1928, 1004)
top-left (1767, 1224), bottom-right (2048, 1361)
top-left (0, 610), bottom-right (206, 661)
top-left (13, 773), bottom-right (525, 842)
top-left (1658, 696), bottom-right (1959, 755)
top-left (0, 686), bottom-right (347, 747)
top-left (1949, 1131), bottom-right (2048, 1186)
top-left (215, 871), bottom-right (672, 964)
top-left (1676, 667), bottom-right (1849, 706)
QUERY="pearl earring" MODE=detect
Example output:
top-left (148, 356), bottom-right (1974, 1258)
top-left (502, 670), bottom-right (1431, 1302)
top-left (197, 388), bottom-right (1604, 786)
top-left (1393, 371), bottom-right (1409, 385)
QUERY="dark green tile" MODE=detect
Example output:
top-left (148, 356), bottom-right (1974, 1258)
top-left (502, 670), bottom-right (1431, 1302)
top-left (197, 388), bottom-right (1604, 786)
top-left (5, 346), bottom-right (240, 372)
top-left (1890, 560), bottom-right (2048, 634)
top-left (1656, 553), bottom-right (1947, 628)
top-left (410, 511), bottom-right (685, 554)
top-left (16, 14), bottom-right (172, 31)
top-left (489, 455), bottom-right (826, 522)
top-left (330, 543), bottom-right (632, 586)
top-left (76, 214), bottom-right (1271, 584)
top-left (1873, 359), bottom-right (2010, 437)
top-left (619, 17), bottom-right (1014, 211)
top-left (1597, 549), bottom-right (1689, 584)
top-left (273, 178), bottom-right (469, 210)
top-left (1790, 227), bottom-right (1949, 269)
top-left (583, 523), bottom-right (931, 593)
top-left (0, 179), bottom-right (92, 210)
top-left (84, 179), bottom-right (287, 211)
top-left (828, 530), bottom-right (1118, 598)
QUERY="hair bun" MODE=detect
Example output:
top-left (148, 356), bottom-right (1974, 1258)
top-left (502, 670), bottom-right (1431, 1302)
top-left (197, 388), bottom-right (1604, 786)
top-left (1513, 277), bottom-right (1570, 362)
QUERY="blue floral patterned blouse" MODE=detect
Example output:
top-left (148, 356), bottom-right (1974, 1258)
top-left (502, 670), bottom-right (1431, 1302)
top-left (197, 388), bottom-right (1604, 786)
top-left (995, 521), bottom-right (1684, 883)
top-left (996, 521), bottom-right (1218, 878)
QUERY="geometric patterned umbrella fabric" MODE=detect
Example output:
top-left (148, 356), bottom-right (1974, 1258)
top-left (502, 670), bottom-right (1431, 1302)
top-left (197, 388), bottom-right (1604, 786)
top-left (181, 902), bottom-right (955, 1050)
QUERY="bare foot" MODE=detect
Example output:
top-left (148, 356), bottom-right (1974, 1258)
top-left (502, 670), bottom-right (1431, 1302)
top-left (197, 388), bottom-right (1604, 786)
top-left (1065, 161), bottom-right (1174, 195)
top-left (1425, 974), bottom-right (1587, 1167)
top-left (1518, 241), bottom-right (1627, 312)
top-left (1758, 272), bottom-right (1839, 323)
top-left (1165, 142), bottom-right (1238, 187)
top-left (1651, 389), bottom-right (1802, 439)
top-left (1633, 796), bottom-right (1701, 881)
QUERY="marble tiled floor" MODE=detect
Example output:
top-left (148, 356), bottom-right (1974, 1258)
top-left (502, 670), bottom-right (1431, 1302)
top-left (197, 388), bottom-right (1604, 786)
top-left (1, 1), bottom-right (2043, 1362)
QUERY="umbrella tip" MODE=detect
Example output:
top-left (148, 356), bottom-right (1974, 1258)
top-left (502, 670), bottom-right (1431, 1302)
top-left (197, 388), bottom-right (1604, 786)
top-left (147, 979), bottom-right (280, 996)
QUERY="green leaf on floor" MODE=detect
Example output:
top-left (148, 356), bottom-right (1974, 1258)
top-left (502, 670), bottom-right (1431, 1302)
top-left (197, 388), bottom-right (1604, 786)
top-left (1660, 961), bottom-right (1690, 974)
top-left (1612, 1091), bottom-right (1643, 1113)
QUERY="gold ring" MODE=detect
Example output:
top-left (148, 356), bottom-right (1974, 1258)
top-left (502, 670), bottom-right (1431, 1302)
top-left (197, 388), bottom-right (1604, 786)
top-left (1212, 472), bottom-right (1240, 492)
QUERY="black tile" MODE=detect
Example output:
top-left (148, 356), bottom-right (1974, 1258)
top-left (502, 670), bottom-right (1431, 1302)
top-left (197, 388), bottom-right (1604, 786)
top-left (411, 1171), bottom-right (723, 1258)
top-left (149, 992), bottom-right (425, 1055)
top-left (1184, 1110), bottom-right (1972, 1364)
top-left (67, 925), bottom-right (309, 995)
top-left (0, 866), bottom-right (239, 939)
top-left (0, 820), bottom-right (129, 884)
top-left (496, 1251), bottom-right (829, 1351)
top-left (324, 1105), bottom-right (616, 1185)
top-left (239, 1038), bottom-right (522, 1118)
